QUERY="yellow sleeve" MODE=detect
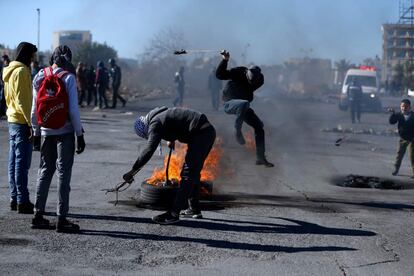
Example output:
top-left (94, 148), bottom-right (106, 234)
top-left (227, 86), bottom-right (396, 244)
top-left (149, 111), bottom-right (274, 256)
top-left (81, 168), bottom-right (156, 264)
top-left (13, 68), bottom-right (33, 126)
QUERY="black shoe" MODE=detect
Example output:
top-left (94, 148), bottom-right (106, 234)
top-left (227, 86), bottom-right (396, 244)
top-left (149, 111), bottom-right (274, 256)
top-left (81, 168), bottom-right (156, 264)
top-left (180, 208), bottom-right (203, 219)
top-left (56, 218), bottom-right (80, 233)
top-left (235, 129), bottom-right (245, 145)
top-left (17, 202), bottom-right (34, 214)
top-left (122, 100), bottom-right (126, 108)
top-left (32, 214), bottom-right (54, 229)
top-left (392, 170), bottom-right (399, 176)
top-left (256, 158), bottom-right (274, 167)
top-left (10, 200), bottom-right (17, 211)
top-left (152, 212), bottom-right (180, 225)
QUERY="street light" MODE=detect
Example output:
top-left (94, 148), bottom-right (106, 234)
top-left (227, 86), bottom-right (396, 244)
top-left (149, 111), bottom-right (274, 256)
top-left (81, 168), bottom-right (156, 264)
top-left (36, 8), bottom-right (40, 50)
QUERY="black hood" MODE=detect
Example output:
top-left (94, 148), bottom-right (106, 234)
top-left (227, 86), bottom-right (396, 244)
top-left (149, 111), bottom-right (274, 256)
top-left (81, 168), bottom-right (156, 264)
top-left (15, 42), bottom-right (37, 67)
top-left (246, 65), bottom-right (264, 87)
top-left (49, 45), bottom-right (76, 74)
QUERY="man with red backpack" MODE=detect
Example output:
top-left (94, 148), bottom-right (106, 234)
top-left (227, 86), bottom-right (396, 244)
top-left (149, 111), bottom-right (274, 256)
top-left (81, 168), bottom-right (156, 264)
top-left (30, 45), bottom-right (85, 233)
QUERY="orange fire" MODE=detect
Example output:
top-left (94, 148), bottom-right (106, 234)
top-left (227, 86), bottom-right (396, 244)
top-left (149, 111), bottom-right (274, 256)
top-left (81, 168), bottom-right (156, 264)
top-left (245, 130), bottom-right (255, 151)
top-left (146, 138), bottom-right (223, 185)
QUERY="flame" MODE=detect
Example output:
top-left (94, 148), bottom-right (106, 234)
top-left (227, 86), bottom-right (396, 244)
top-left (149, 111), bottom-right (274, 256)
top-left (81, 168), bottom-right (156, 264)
top-left (146, 138), bottom-right (223, 185)
top-left (245, 130), bottom-right (255, 151)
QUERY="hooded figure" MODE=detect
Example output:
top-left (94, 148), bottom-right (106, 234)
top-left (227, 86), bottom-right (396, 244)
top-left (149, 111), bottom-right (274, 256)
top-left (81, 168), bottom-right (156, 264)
top-left (2, 41), bottom-right (37, 213)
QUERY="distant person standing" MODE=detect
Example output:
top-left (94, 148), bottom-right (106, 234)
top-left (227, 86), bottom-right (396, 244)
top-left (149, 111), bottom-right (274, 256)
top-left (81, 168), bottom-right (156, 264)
top-left (30, 60), bottom-right (40, 80)
top-left (208, 67), bottom-right (222, 111)
top-left (0, 54), bottom-right (11, 117)
top-left (347, 79), bottom-right (363, 123)
top-left (108, 58), bottom-right (126, 108)
top-left (173, 66), bottom-right (185, 107)
top-left (86, 65), bottom-right (95, 106)
top-left (95, 61), bottom-right (109, 109)
top-left (76, 62), bottom-right (87, 107)
top-left (2, 42), bottom-right (38, 213)
top-left (388, 99), bottom-right (414, 177)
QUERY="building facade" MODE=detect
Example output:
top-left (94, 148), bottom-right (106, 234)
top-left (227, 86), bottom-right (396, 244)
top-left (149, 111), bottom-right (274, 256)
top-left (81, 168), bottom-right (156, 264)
top-left (52, 30), bottom-right (92, 53)
top-left (382, 24), bottom-right (414, 83)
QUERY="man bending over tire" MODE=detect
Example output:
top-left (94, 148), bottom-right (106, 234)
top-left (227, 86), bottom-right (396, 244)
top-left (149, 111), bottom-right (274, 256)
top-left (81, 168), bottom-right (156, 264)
top-left (123, 106), bottom-right (216, 225)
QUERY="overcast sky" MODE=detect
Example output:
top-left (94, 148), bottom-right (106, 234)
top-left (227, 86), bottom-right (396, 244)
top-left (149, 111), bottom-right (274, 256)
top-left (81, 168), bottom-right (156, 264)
top-left (0, 0), bottom-right (400, 65)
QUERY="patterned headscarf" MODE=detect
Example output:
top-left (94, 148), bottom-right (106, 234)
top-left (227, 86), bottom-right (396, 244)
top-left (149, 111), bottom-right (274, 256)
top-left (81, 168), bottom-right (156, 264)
top-left (134, 115), bottom-right (149, 139)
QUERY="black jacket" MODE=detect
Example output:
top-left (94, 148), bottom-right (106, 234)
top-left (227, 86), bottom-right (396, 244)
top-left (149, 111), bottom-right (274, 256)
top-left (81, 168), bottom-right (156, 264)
top-left (216, 60), bottom-right (263, 102)
top-left (389, 111), bottom-right (414, 141)
top-left (133, 107), bottom-right (208, 170)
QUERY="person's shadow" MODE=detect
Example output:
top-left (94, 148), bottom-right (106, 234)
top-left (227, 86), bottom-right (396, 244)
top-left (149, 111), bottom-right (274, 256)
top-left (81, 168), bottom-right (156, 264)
top-left (61, 213), bottom-right (375, 253)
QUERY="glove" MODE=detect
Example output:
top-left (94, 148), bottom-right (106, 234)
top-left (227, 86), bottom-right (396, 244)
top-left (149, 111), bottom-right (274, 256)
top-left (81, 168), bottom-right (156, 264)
top-left (123, 171), bottom-right (135, 184)
top-left (220, 50), bottom-right (230, 60)
top-left (33, 136), bottom-right (41, 151)
top-left (76, 135), bottom-right (85, 154)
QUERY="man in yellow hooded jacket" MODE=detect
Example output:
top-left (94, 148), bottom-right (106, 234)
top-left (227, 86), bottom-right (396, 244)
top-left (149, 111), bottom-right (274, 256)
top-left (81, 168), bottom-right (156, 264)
top-left (2, 42), bottom-right (37, 213)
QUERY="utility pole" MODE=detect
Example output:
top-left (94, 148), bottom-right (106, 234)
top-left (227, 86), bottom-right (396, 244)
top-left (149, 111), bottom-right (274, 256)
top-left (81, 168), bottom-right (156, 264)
top-left (36, 8), bottom-right (40, 50)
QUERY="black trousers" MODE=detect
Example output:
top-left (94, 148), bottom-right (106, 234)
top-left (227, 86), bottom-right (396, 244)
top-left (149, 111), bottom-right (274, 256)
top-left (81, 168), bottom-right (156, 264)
top-left (171, 125), bottom-right (216, 214)
top-left (112, 85), bottom-right (126, 108)
top-left (349, 100), bottom-right (361, 123)
top-left (244, 108), bottom-right (266, 160)
top-left (97, 86), bottom-right (108, 108)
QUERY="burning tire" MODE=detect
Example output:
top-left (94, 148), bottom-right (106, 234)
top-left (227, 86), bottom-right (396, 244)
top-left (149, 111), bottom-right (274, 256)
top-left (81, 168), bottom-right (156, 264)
top-left (140, 182), bottom-right (178, 207)
top-left (139, 181), bottom-right (213, 207)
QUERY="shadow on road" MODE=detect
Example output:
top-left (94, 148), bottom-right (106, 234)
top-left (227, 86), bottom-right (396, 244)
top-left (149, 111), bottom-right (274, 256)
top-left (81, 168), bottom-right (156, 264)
top-left (63, 212), bottom-right (375, 237)
top-left (78, 229), bottom-right (357, 253)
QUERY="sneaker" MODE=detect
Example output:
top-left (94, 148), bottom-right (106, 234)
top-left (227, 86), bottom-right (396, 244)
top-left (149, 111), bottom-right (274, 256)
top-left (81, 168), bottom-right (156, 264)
top-left (56, 218), bottom-right (80, 233)
top-left (235, 129), bottom-right (245, 145)
top-left (256, 158), bottom-right (274, 167)
top-left (152, 212), bottom-right (180, 225)
top-left (10, 200), bottom-right (17, 211)
top-left (32, 214), bottom-right (54, 229)
top-left (180, 208), bottom-right (203, 219)
top-left (17, 202), bottom-right (34, 214)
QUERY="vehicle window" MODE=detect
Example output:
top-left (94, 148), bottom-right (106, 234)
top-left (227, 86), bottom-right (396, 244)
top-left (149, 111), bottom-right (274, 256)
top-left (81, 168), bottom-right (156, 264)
top-left (345, 76), bottom-right (377, 87)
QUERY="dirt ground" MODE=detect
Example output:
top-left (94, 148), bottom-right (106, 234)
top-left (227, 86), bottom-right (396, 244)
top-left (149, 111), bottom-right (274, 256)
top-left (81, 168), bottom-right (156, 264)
top-left (1, 92), bottom-right (414, 275)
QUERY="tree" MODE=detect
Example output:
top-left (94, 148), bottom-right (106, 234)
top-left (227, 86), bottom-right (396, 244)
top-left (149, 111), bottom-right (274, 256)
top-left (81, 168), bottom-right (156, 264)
top-left (73, 42), bottom-right (117, 67)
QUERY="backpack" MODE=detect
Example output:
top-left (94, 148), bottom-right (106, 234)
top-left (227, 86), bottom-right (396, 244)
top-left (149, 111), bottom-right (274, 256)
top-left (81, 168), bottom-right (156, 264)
top-left (36, 67), bottom-right (69, 129)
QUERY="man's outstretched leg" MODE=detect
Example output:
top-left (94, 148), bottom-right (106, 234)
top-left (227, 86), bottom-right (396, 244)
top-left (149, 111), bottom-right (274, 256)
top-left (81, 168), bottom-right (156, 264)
top-left (243, 108), bottom-right (274, 167)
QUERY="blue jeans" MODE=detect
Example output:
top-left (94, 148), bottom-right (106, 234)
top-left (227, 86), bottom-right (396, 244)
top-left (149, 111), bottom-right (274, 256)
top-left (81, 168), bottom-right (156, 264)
top-left (8, 123), bottom-right (33, 203)
top-left (223, 99), bottom-right (250, 130)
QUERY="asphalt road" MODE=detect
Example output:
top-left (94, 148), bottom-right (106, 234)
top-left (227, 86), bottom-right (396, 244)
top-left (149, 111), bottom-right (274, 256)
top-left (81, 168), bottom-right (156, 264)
top-left (1, 93), bottom-right (413, 275)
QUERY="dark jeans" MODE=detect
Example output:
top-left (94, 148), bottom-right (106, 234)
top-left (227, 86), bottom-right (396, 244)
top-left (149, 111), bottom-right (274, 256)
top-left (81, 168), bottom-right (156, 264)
top-left (224, 100), bottom-right (266, 159)
top-left (349, 100), bottom-right (361, 123)
top-left (0, 86), bottom-right (6, 116)
top-left (87, 87), bottom-right (95, 106)
top-left (171, 125), bottom-right (216, 214)
top-left (8, 123), bottom-right (33, 204)
top-left (173, 88), bottom-right (184, 107)
top-left (211, 89), bottom-right (220, 110)
top-left (34, 134), bottom-right (75, 217)
top-left (112, 85), bottom-right (126, 108)
top-left (78, 89), bottom-right (86, 106)
top-left (97, 86), bottom-right (108, 108)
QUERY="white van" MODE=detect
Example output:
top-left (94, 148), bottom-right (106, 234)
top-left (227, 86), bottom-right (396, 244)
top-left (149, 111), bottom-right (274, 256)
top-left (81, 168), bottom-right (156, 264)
top-left (338, 68), bottom-right (382, 112)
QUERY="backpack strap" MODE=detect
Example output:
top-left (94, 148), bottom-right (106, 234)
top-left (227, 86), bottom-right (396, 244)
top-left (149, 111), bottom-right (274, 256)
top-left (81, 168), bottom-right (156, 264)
top-left (44, 66), bottom-right (53, 77)
top-left (56, 70), bottom-right (68, 79)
